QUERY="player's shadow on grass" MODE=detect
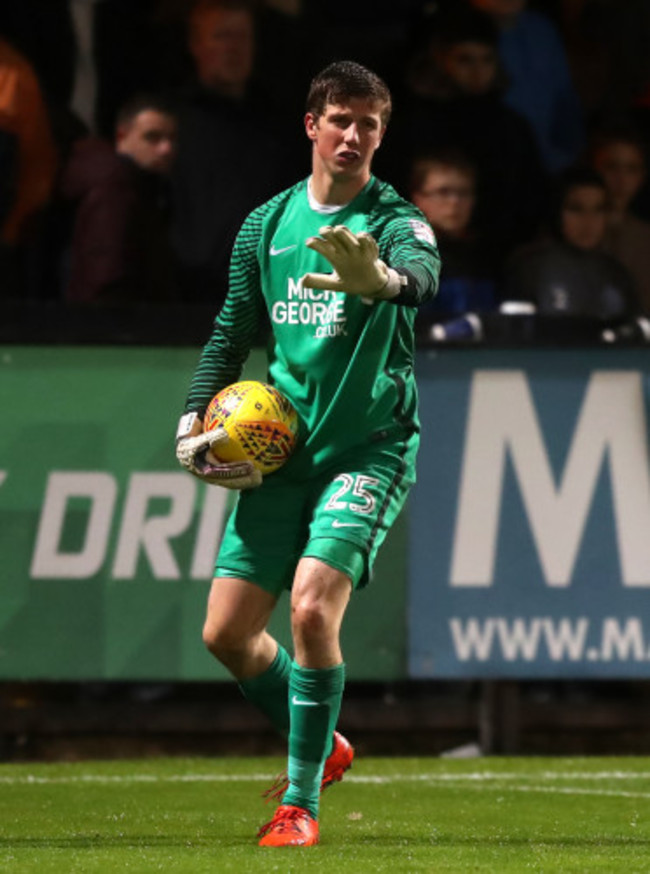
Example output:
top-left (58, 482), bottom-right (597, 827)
top-left (356, 835), bottom-right (650, 848)
top-left (0, 835), bottom-right (243, 850)
top-left (5, 833), bottom-right (650, 851)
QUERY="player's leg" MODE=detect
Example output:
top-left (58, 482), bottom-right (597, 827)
top-left (202, 575), bottom-right (292, 736)
top-left (206, 475), bottom-right (307, 738)
top-left (291, 556), bottom-right (352, 668)
top-left (203, 575), bottom-right (278, 679)
top-left (259, 554), bottom-right (352, 847)
top-left (283, 556), bottom-right (351, 813)
top-left (260, 552), bottom-right (356, 803)
top-left (270, 437), bottom-right (418, 820)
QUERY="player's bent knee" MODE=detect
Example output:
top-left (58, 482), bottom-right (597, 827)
top-left (202, 620), bottom-right (245, 660)
top-left (291, 598), bottom-right (330, 639)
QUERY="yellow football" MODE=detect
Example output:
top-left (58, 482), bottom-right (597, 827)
top-left (203, 381), bottom-right (299, 475)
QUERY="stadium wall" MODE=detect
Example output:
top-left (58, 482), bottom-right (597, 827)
top-left (1, 340), bottom-right (649, 684)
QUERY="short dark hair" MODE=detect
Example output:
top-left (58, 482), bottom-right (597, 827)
top-left (434, 6), bottom-right (500, 50)
top-left (188, 0), bottom-right (255, 33)
top-left (115, 93), bottom-right (177, 132)
top-left (306, 61), bottom-right (392, 126)
top-left (588, 124), bottom-right (647, 165)
top-left (557, 165), bottom-right (607, 199)
top-left (409, 148), bottom-right (477, 194)
top-left (548, 165), bottom-right (606, 237)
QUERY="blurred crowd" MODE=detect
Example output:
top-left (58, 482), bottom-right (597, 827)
top-left (3, 0), bottom-right (650, 342)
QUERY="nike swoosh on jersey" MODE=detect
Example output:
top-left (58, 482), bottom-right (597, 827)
top-left (291, 695), bottom-right (319, 706)
top-left (270, 243), bottom-right (297, 255)
top-left (331, 520), bottom-right (363, 528)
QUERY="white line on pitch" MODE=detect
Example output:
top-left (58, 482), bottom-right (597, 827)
top-left (494, 785), bottom-right (650, 800)
top-left (1, 771), bottom-right (650, 788)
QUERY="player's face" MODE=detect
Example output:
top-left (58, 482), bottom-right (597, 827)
top-left (116, 110), bottom-right (177, 174)
top-left (305, 99), bottom-right (386, 183)
top-left (561, 185), bottom-right (608, 250)
top-left (593, 142), bottom-right (646, 210)
top-left (411, 166), bottom-right (475, 237)
top-left (189, 8), bottom-right (254, 93)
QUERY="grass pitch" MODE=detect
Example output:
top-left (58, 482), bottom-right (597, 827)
top-left (1, 756), bottom-right (649, 873)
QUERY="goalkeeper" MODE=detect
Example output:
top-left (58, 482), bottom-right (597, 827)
top-left (176, 60), bottom-right (440, 847)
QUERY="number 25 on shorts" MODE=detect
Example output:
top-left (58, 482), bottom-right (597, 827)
top-left (324, 474), bottom-right (379, 515)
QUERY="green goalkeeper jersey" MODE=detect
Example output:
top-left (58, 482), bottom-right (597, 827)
top-left (185, 176), bottom-right (440, 475)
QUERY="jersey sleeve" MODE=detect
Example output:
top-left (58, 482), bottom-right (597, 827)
top-left (183, 208), bottom-right (267, 415)
top-left (378, 213), bottom-right (441, 308)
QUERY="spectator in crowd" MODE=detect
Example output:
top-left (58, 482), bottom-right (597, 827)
top-left (504, 166), bottom-right (645, 341)
top-left (385, 5), bottom-right (545, 264)
top-left (559, 0), bottom-right (650, 129)
top-left (588, 127), bottom-right (650, 314)
top-left (60, 93), bottom-right (178, 304)
top-left (409, 148), bottom-right (498, 339)
top-left (0, 36), bottom-right (58, 297)
top-left (169, 0), bottom-right (299, 306)
top-left (469, 0), bottom-right (584, 173)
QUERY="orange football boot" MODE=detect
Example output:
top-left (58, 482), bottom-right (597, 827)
top-left (258, 804), bottom-right (319, 847)
top-left (262, 731), bottom-right (354, 803)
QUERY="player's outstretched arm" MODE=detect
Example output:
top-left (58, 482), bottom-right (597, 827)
top-left (175, 412), bottom-right (262, 489)
top-left (302, 225), bottom-right (405, 299)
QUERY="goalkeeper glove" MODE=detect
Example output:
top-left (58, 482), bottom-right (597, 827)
top-left (175, 413), bottom-right (262, 489)
top-left (302, 225), bottom-right (404, 299)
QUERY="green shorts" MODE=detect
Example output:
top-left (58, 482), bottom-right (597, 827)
top-left (214, 433), bottom-right (418, 595)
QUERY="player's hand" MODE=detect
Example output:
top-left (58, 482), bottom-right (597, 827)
top-left (302, 225), bottom-right (399, 299)
top-left (175, 423), bottom-right (262, 490)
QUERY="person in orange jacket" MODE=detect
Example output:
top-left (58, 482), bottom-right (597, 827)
top-left (0, 37), bottom-right (57, 259)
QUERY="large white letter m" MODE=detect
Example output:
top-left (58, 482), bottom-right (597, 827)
top-left (450, 370), bottom-right (650, 588)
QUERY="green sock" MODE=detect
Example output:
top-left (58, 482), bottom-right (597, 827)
top-left (238, 644), bottom-right (291, 737)
top-left (282, 661), bottom-right (345, 819)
